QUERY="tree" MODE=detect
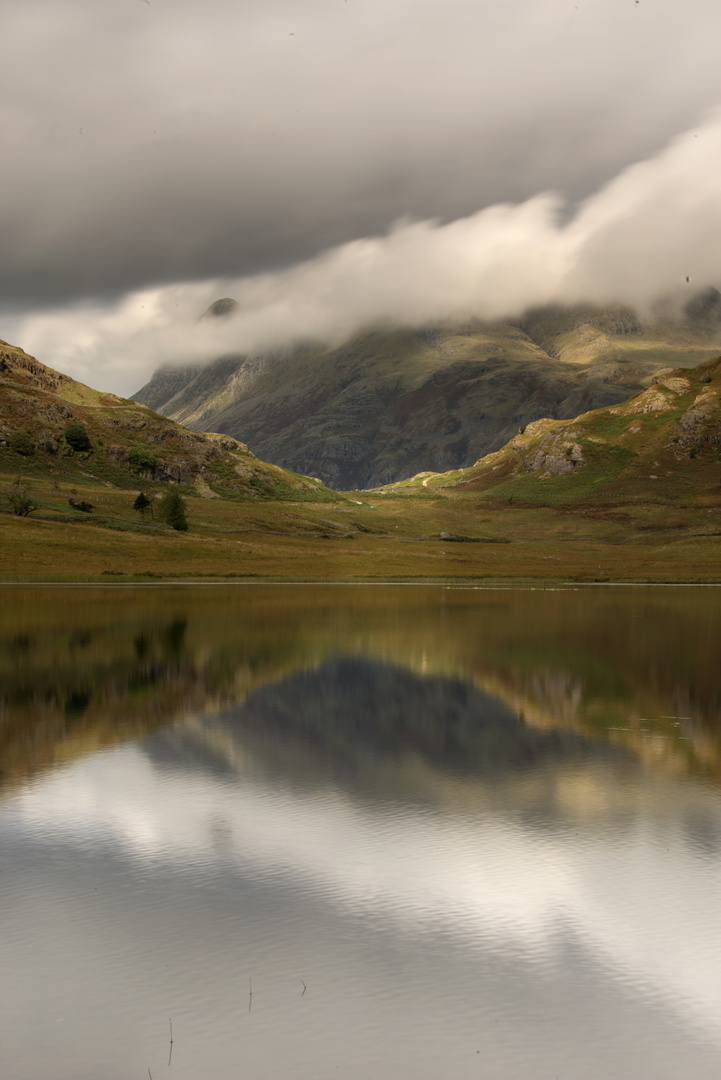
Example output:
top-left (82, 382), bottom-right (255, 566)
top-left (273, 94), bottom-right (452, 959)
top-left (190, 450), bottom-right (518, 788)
top-left (64, 423), bottom-right (91, 451)
top-left (5, 477), bottom-right (38, 517)
top-left (133, 492), bottom-right (151, 517)
top-left (128, 446), bottom-right (158, 474)
top-left (158, 488), bottom-right (188, 531)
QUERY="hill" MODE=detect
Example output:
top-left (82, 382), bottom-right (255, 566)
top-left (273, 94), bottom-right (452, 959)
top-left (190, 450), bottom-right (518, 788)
top-left (391, 353), bottom-right (721, 518)
top-left (0, 337), bottom-right (331, 502)
top-left (133, 294), bottom-right (721, 489)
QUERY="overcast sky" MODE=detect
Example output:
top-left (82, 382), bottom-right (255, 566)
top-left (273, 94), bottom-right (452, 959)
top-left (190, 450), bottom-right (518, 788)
top-left (2, 0), bottom-right (721, 392)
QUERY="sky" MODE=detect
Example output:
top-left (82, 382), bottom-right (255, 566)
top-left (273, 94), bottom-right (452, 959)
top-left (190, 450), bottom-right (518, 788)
top-left (2, 0), bottom-right (721, 394)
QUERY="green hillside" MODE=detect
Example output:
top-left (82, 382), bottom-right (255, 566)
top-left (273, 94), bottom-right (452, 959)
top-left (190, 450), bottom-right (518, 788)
top-left (0, 337), bottom-right (332, 503)
top-left (392, 354), bottom-right (721, 521)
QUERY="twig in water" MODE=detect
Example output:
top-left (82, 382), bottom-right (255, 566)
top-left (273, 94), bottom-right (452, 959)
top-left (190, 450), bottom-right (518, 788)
top-left (249, 977), bottom-right (253, 1013)
top-left (168, 1017), bottom-right (174, 1067)
top-left (301, 980), bottom-right (307, 996)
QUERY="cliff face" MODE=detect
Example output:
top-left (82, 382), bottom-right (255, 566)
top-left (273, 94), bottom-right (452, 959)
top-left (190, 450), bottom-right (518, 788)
top-left (133, 298), bottom-right (721, 490)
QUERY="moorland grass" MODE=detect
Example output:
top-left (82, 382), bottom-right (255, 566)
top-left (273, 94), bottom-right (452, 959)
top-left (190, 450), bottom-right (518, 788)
top-left (1, 466), bottom-right (719, 583)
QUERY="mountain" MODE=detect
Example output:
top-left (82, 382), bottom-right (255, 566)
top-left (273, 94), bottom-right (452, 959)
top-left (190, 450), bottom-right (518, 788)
top-left (392, 352), bottom-right (721, 513)
top-left (0, 337), bottom-right (331, 500)
top-left (133, 293), bottom-right (721, 489)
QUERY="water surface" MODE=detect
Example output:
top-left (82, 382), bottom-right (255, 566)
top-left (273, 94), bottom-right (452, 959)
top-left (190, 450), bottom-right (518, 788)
top-left (1, 585), bottom-right (720, 1079)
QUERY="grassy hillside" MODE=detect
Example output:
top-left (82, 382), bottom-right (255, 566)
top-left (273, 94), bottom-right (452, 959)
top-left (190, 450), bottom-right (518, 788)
top-left (134, 297), bottom-right (721, 489)
top-left (0, 337), bottom-right (333, 503)
top-left (394, 354), bottom-right (721, 519)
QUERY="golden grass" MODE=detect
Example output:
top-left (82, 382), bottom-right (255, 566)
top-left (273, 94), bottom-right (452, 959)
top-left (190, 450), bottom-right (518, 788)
top-left (1, 466), bottom-right (719, 582)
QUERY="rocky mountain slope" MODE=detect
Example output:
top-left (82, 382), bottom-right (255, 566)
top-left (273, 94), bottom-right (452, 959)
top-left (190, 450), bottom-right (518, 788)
top-left (0, 338), bottom-right (331, 500)
top-left (392, 353), bottom-right (721, 512)
top-left (134, 293), bottom-right (721, 489)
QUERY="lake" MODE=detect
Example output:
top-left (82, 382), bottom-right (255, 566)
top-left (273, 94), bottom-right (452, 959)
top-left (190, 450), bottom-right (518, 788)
top-left (1, 584), bottom-right (721, 1080)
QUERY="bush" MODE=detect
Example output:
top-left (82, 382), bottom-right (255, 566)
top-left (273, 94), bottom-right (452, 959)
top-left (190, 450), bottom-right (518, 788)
top-left (64, 423), bottom-right (91, 451)
top-left (127, 446), bottom-right (158, 474)
top-left (10, 431), bottom-right (34, 456)
top-left (68, 498), bottom-right (94, 513)
top-left (158, 488), bottom-right (188, 531)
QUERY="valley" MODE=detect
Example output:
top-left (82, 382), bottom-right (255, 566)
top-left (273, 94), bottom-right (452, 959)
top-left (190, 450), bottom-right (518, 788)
top-left (1, 326), bottom-right (720, 584)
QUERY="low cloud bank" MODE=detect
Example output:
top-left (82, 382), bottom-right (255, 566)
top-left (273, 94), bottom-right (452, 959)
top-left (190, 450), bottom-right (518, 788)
top-left (8, 112), bottom-right (721, 396)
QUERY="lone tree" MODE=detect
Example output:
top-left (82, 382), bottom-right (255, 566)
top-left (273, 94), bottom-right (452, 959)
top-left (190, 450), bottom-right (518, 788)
top-left (133, 492), bottom-right (151, 517)
top-left (64, 423), bottom-right (92, 451)
top-left (158, 488), bottom-right (188, 531)
top-left (5, 477), bottom-right (38, 517)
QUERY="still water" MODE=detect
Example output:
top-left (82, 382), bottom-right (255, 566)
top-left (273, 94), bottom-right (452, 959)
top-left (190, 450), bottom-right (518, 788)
top-left (1, 584), bottom-right (721, 1080)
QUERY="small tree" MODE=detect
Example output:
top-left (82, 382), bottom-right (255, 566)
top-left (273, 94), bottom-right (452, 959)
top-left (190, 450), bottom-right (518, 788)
top-left (133, 492), bottom-right (151, 517)
top-left (158, 488), bottom-right (188, 531)
top-left (128, 446), bottom-right (158, 474)
top-left (5, 477), bottom-right (38, 517)
top-left (64, 423), bottom-right (92, 451)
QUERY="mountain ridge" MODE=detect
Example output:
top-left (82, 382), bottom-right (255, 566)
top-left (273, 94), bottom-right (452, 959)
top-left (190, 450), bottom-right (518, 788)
top-left (134, 296), bottom-right (721, 489)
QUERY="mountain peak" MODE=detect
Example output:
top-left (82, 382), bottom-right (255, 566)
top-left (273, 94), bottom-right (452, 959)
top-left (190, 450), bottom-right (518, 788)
top-left (684, 286), bottom-right (721, 327)
top-left (201, 297), bottom-right (239, 320)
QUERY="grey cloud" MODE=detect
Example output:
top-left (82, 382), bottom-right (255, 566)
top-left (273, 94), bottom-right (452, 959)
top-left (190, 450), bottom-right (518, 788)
top-left (2, 0), bottom-right (721, 310)
top-left (12, 109), bottom-right (721, 396)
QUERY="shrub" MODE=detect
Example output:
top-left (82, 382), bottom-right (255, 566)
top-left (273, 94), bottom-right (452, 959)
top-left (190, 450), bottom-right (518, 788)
top-left (68, 498), bottom-right (94, 513)
top-left (127, 446), bottom-right (158, 474)
top-left (64, 423), bottom-right (92, 451)
top-left (158, 488), bottom-right (188, 531)
top-left (10, 431), bottom-right (34, 456)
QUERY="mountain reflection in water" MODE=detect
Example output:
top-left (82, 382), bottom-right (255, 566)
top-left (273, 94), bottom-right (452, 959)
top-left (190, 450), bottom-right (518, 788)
top-left (147, 657), bottom-right (631, 796)
top-left (1, 586), bottom-right (721, 1080)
